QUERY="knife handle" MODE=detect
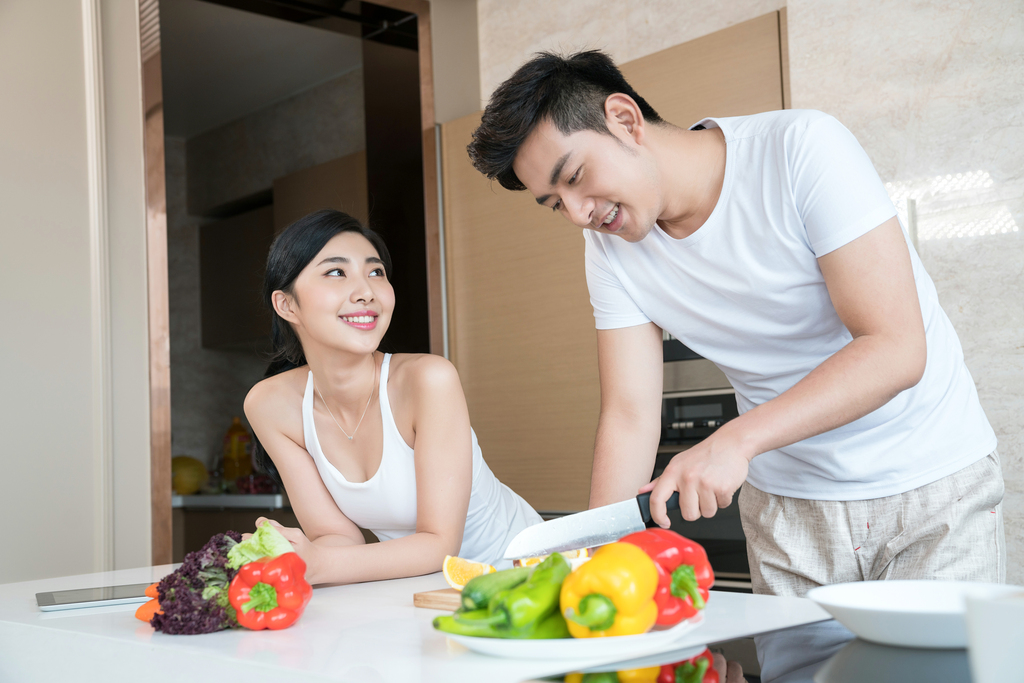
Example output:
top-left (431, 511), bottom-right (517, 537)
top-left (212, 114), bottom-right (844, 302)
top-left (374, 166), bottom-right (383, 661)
top-left (636, 490), bottom-right (680, 525)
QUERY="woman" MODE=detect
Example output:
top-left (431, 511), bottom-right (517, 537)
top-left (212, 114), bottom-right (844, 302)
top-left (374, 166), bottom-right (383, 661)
top-left (244, 209), bottom-right (542, 585)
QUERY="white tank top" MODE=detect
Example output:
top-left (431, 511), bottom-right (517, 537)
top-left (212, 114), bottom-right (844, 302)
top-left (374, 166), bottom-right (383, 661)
top-left (302, 354), bottom-right (542, 566)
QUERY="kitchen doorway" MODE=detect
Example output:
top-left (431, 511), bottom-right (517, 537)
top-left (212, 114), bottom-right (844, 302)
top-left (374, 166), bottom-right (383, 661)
top-left (140, 0), bottom-right (440, 563)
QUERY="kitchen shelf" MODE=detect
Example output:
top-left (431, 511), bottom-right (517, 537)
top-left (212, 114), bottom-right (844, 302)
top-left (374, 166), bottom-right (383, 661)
top-left (171, 493), bottom-right (289, 510)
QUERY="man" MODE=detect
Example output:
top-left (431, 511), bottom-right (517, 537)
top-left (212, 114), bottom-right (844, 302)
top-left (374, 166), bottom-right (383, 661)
top-left (467, 51), bottom-right (1004, 605)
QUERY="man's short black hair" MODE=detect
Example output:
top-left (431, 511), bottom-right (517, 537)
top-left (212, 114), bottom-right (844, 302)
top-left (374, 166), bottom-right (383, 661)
top-left (467, 50), bottom-right (663, 192)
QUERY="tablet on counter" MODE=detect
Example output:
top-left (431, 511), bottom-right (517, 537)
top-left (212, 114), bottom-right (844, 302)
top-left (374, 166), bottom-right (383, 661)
top-left (36, 583), bottom-right (154, 611)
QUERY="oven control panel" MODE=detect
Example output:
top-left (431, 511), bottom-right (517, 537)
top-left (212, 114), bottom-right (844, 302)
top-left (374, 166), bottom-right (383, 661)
top-left (661, 392), bottom-right (739, 445)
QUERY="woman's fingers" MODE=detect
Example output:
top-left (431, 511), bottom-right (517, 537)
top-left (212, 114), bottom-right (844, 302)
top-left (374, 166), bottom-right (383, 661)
top-left (251, 516), bottom-right (300, 546)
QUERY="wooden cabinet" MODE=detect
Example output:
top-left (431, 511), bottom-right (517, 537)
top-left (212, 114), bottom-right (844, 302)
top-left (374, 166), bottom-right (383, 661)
top-left (439, 12), bottom-right (786, 513)
top-left (272, 150), bottom-right (369, 231)
top-left (441, 114), bottom-right (601, 514)
top-left (618, 12), bottom-right (785, 126)
top-left (199, 205), bottom-right (275, 351)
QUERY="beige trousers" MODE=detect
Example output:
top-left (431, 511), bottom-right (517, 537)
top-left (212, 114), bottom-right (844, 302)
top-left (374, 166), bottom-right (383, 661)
top-left (739, 451), bottom-right (1006, 598)
top-left (740, 452), bottom-right (1006, 682)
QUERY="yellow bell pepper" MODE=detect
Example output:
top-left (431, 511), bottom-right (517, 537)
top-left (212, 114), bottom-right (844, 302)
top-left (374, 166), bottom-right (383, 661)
top-left (559, 542), bottom-right (659, 638)
top-left (616, 666), bottom-right (662, 682)
top-left (562, 667), bottom-right (660, 683)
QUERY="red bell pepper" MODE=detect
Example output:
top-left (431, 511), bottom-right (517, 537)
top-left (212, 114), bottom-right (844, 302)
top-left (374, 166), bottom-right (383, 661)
top-left (620, 528), bottom-right (714, 625)
top-left (658, 648), bottom-right (718, 683)
top-left (228, 552), bottom-right (312, 630)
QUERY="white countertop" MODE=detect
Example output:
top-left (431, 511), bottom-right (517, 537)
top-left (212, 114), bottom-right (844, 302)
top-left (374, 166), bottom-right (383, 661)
top-left (0, 565), bottom-right (831, 682)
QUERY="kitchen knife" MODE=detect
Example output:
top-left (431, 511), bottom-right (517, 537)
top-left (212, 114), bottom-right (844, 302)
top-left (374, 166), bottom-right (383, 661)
top-left (503, 491), bottom-right (681, 560)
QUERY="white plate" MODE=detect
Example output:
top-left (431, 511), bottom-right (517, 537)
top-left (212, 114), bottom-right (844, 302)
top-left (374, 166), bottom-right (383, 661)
top-left (807, 580), bottom-right (1023, 649)
top-left (444, 613), bottom-right (703, 660)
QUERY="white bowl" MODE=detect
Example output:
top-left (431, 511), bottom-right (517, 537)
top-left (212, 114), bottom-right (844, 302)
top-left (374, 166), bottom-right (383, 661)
top-left (806, 580), bottom-right (1023, 649)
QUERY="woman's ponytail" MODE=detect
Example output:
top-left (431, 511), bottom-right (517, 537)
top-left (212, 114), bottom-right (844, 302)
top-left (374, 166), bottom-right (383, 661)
top-left (250, 358), bottom-right (299, 488)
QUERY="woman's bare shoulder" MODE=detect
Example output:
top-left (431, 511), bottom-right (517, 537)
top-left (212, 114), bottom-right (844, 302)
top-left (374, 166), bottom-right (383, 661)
top-left (385, 352), bottom-right (462, 405)
top-left (244, 366), bottom-right (308, 431)
top-left (387, 353), bottom-right (460, 391)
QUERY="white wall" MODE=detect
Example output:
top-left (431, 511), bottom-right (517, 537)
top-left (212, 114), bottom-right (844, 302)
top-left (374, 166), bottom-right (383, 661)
top-left (0, 1), bottom-right (95, 583)
top-left (102, 0), bottom-right (153, 573)
top-left (0, 0), bottom-right (151, 583)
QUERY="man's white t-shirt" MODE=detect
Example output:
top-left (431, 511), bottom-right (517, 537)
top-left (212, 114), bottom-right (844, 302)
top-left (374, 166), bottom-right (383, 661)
top-left (585, 109), bottom-right (996, 500)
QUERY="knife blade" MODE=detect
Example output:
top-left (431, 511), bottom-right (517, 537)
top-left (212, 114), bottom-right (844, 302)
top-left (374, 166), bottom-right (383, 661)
top-left (503, 491), bottom-right (680, 560)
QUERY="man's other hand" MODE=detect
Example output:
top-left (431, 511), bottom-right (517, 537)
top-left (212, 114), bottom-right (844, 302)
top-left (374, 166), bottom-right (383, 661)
top-left (713, 651), bottom-right (747, 683)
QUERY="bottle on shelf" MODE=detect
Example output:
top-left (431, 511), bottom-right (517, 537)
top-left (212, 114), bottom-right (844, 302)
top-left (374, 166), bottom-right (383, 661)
top-left (222, 417), bottom-right (253, 488)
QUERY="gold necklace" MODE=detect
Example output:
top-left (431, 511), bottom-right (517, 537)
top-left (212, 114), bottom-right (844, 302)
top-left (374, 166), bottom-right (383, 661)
top-left (313, 352), bottom-right (378, 441)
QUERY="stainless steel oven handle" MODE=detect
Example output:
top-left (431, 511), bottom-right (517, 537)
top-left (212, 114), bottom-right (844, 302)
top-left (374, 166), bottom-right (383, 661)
top-left (663, 388), bottom-right (736, 399)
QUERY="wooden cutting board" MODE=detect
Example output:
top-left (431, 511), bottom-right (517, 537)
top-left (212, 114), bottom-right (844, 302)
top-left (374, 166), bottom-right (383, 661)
top-left (413, 587), bottom-right (462, 611)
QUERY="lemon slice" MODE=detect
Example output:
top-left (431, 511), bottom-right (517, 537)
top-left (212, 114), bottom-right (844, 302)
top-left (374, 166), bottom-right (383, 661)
top-left (442, 555), bottom-right (495, 590)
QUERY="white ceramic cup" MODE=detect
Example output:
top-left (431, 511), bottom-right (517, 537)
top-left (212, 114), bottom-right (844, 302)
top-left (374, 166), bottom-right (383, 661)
top-left (965, 590), bottom-right (1024, 683)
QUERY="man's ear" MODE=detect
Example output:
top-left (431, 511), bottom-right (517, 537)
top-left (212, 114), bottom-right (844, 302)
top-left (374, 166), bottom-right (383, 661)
top-left (272, 290), bottom-right (300, 325)
top-left (604, 93), bottom-right (645, 145)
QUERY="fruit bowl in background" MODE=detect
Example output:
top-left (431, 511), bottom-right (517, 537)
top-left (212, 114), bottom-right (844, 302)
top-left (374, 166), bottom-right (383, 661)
top-left (235, 474), bottom-right (278, 495)
top-left (171, 456), bottom-right (208, 495)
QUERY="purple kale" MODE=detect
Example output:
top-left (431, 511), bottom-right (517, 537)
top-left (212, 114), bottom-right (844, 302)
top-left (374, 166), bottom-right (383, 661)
top-left (193, 530), bottom-right (240, 573)
top-left (150, 571), bottom-right (235, 635)
top-left (151, 531), bottom-right (243, 635)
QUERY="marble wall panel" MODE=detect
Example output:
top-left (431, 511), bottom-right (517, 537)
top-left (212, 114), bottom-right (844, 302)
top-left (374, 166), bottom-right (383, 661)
top-left (186, 68), bottom-right (365, 215)
top-left (477, 0), bottom-right (781, 101)
top-left (788, 0), bottom-right (1024, 582)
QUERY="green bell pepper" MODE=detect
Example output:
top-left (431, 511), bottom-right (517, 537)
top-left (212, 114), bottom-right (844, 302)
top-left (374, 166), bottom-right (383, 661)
top-left (460, 566), bottom-right (533, 611)
top-left (433, 609), bottom-right (570, 639)
top-left (489, 552), bottom-right (571, 630)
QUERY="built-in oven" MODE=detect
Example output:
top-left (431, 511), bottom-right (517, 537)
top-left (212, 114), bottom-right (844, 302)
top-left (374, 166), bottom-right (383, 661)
top-left (656, 333), bottom-right (751, 592)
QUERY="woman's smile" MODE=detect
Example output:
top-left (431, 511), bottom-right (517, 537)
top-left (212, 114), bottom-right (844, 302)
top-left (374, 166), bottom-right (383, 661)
top-left (340, 309), bottom-right (379, 330)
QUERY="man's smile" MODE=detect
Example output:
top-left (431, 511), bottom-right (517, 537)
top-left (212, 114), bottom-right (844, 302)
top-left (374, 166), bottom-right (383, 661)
top-left (596, 203), bottom-right (624, 232)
